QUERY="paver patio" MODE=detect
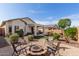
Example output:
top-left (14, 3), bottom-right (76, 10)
top-left (0, 36), bottom-right (79, 56)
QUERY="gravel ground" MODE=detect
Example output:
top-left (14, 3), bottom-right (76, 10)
top-left (59, 43), bottom-right (79, 56)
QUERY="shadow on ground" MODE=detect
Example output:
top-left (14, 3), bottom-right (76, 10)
top-left (0, 36), bottom-right (9, 48)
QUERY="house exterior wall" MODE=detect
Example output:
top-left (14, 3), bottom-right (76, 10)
top-left (5, 22), bottom-right (9, 35)
top-left (1, 18), bottom-right (43, 36)
top-left (26, 25), bottom-right (32, 33)
top-left (4, 20), bottom-right (33, 35)
top-left (12, 20), bottom-right (25, 31)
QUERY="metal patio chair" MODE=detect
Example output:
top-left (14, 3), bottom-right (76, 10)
top-left (47, 42), bottom-right (61, 56)
top-left (11, 42), bottom-right (27, 56)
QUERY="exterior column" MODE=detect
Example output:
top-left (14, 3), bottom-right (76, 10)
top-left (34, 25), bottom-right (37, 36)
top-left (12, 25), bottom-right (15, 34)
top-left (5, 22), bottom-right (9, 36)
top-left (25, 25), bottom-right (28, 35)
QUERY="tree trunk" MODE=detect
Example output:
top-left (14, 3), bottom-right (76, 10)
top-left (65, 37), bottom-right (69, 43)
top-left (62, 29), bottom-right (69, 43)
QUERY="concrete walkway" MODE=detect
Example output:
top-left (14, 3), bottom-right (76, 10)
top-left (0, 37), bottom-right (9, 48)
top-left (0, 46), bottom-right (13, 56)
top-left (0, 37), bottom-right (13, 56)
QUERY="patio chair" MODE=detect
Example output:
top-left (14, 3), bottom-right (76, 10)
top-left (47, 42), bottom-right (61, 56)
top-left (11, 42), bottom-right (27, 56)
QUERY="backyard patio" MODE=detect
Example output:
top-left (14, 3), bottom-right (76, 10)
top-left (0, 17), bottom-right (79, 56)
top-left (0, 36), bottom-right (79, 56)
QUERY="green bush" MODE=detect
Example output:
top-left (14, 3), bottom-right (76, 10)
top-left (28, 35), bottom-right (34, 41)
top-left (15, 29), bottom-right (24, 37)
top-left (34, 36), bottom-right (44, 39)
top-left (27, 33), bottom-right (33, 35)
top-left (9, 33), bottom-right (19, 43)
top-left (64, 27), bottom-right (77, 40)
top-left (53, 33), bottom-right (60, 40)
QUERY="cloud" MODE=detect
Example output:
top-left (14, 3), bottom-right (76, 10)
top-left (35, 20), bottom-right (58, 25)
top-left (34, 14), bottom-right (79, 26)
top-left (27, 10), bottom-right (44, 14)
top-left (46, 16), bottom-right (54, 20)
top-left (35, 20), bottom-right (51, 25)
top-left (59, 14), bottom-right (79, 26)
top-left (44, 16), bottom-right (58, 24)
top-left (34, 16), bottom-right (58, 25)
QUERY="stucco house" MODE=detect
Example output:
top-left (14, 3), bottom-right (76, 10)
top-left (0, 17), bottom-right (44, 36)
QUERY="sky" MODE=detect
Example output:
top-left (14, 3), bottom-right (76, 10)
top-left (0, 3), bottom-right (79, 26)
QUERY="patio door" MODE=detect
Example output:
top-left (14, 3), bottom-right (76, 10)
top-left (9, 26), bottom-right (12, 34)
top-left (31, 27), bottom-right (34, 34)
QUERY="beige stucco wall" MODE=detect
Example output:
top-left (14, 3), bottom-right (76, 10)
top-left (4, 20), bottom-right (33, 35)
top-left (26, 25), bottom-right (32, 33)
top-left (12, 20), bottom-right (25, 30)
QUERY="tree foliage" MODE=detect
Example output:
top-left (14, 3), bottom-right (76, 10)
top-left (58, 18), bottom-right (71, 29)
top-left (64, 27), bottom-right (77, 39)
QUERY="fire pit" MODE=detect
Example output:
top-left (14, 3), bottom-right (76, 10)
top-left (30, 45), bottom-right (43, 52)
top-left (27, 44), bottom-right (47, 56)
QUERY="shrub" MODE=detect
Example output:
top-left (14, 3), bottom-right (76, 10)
top-left (34, 36), bottom-right (44, 39)
top-left (28, 35), bottom-right (34, 41)
top-left (64, 27), bottom-right (77, 40)
top-left (53, 33), bottom-right (60, 40)
top-left (9, 33), bottom-right (19, 43)
top-left (27, 33), bottom-right (33, 35)
top-left (15, 29), bottom-right (24, 37)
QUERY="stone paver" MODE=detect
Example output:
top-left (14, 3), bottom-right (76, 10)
top-left (1, 36), bottom-right (79, 56)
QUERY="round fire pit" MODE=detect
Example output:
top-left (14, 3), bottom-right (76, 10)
top-left (27, 44), bottom-right (47, 56)
top-left (30, 45), bottom-right (43, 52)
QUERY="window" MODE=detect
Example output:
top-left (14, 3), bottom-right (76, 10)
top-left (9, 26), bottom-right (12, 33)
top-left (15, 26), bottom-right (19, 32)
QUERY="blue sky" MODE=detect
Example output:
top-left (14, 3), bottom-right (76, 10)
top-left (0, 3), bottom-right (79, 26)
